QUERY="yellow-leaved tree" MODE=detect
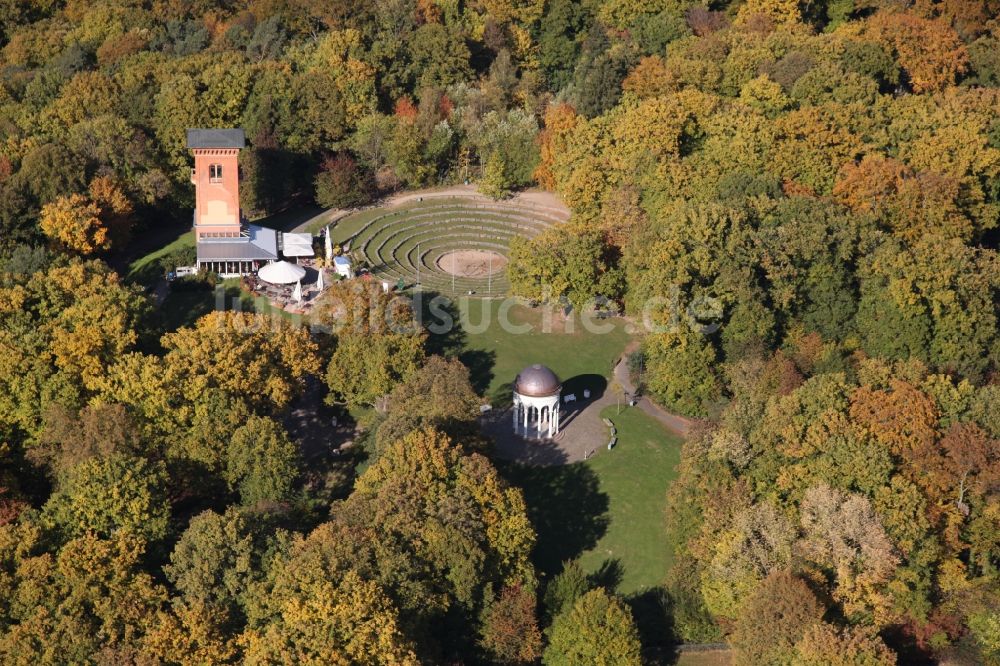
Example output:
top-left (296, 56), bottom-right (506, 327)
top-left (159, 312), bottom-right (322, 412)
top-left (39, 193), bottom-right (109, 256)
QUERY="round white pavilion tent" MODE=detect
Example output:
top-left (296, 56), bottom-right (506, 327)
top-left (258, 260), bottom-right (306, 284)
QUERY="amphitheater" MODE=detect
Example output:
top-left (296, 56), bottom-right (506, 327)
top-left (327, 190), bottom-right (569, 295)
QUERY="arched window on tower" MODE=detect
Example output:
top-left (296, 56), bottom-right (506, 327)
top-left (209, 164), bottom-right (223, 183)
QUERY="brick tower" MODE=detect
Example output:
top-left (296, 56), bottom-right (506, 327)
top-left (187, 128), bottom-right (245, 240)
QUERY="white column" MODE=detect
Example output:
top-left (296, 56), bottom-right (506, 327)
top-left (512, 401), bottom-right (519, 433)
top-left (523, 404), bottom-right (529, 431)
top-left (553, 403), bottom-right (560, 435)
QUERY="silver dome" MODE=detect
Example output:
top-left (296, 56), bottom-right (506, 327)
top-left (514, 364), bottom-right (561, 397)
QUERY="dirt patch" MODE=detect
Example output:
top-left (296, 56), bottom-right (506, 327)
top-left (436, 250), bottom-right (507, 278)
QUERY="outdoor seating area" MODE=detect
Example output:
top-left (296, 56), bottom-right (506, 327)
top-left (242, 257), bottom-right (329, 313)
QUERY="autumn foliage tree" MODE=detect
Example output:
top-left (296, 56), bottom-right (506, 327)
top-left (314, 153), bottom-right (371, 208)
top-left (478, 583), bottom-right (543, 664)
top-left (542, 588), bottom-right (642, 666)
top-left (534, 102), bottom-right (579, 190)
top-left (867, 12), bottom-right (969, 93)
top-left (159, 311), bottom-right (321, 411)
top-left (792, 622), bottom-right (895, 666)
top-left (39, 194), bottom-right (109, 256)
top-left (729, 570), bottom-right (825, 666)
top-left (88, 176), bottom-right (134, 248)
top-left (375, 355), bottom-right (482, 452)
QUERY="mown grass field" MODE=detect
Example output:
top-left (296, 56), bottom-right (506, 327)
top-left (441, 297), bottom-right (632, 403)
top-left (126, 230), bottom-right (195, 285)
top-left (451, 300), bottom-right (682, 591)
top-left (578, 405), bottom-right (682, 595)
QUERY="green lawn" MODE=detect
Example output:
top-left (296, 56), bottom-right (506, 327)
top-left (437, 298), bottom-right (632, 404)
top-left (503, 405), bottom-right (681, 595)
top-left (500, 401), bottom-right (682, 660)
top-left (444, 299), bottom-right (681, 593)
top-left (578, 405), bottom-right (681, 595)
top-left (126, 231), bottom-right (195, 286)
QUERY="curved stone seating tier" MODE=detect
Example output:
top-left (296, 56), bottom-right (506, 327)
top-left (417, 244), bottom-right (510, 277)
top-left (407, 242), bottom-right (510, 281)
top-left (362, 218), bottom-right (542, 266)
top-left (340, 197), bottom-right (563, 294)
top-left (366, 225), bottom-right (525, 269)
top-left (345, 198), bottom-right (567, 244)
top-left (358, 213), bottom-right (552, 259)
top-left (377, 236), bottom-right (513, 290)
top-left (370, 225), bottom-right (528, 269)
top-left (350, 208), bottom-right (558, 255)
top-left (387, 231), bottom-right (513, 267)
top-left (378, 240), bottom-right (512, 288)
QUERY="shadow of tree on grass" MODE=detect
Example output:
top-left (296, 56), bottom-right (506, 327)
top-left (627, 586), bottom-right (681, 665)
top-left (157, 282), bottom-right (248, 335)
top-left (414, 290), bottom-right (498, 396)
top-left (499, 461), bottom-right (609, 578)
top-left (588, 557), bottom-right (624, 591)
top-left (461, 350), bottom-right (497, 396)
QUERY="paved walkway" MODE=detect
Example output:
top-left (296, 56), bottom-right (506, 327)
top-left (613, 352), bottom-right (693, 437)
top-left (485, 341), bottom-right (695, 465)
top-left (484, 387), bottom-right (617, 465)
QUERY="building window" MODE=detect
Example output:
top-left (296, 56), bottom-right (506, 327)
top-left (209, 164), bottom-right (223, 183)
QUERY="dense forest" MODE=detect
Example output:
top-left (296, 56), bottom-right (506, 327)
top-left (1, 0), bottom-right (1000, 663)
top-left (508, 0), bottom-right (1000, 663)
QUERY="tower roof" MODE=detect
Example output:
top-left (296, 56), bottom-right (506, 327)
top-left (514, 364), bottom-right (561, 398)
top-left (186, 128), bottom-right (246, 149)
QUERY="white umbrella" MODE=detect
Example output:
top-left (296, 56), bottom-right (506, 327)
top-left (293, 280), bottom-right (302, 303)
top-left (317, 266), bottom-right (325, 291)
top-left (258, 260), bottom-right (306, 284)
top-left (324, 226), bottom-right (333, 262)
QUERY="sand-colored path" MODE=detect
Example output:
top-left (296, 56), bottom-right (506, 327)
top-left (291, 185), bottom-right (570, 233)
top-left (613, 342), bottom-right (694, 437)
top-left (486, 344), bottom-right (694, 466)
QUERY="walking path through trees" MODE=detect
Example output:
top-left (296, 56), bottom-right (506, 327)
top-left (613, 344), bottom-right (694, 437)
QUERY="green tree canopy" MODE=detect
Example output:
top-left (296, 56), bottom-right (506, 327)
top-left (225, 416), bottom-right (300, 505)
top-left (42, 453), bottom-right (169, 542)
top-left (542, 587), bottom-right (642, 666)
